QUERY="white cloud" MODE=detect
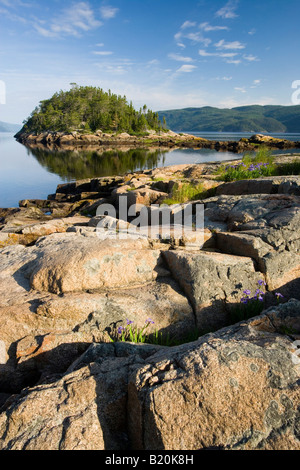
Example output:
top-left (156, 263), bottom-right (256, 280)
top-left (168, 53), bottom-right (194, 62)
top-left (250, 79), bottom-right (262, 88)
top-left (100, 5), bottom-right (119, 19)
top-left (216, 1), bottom-right (239, 19)
top-left (94, 58), bottom-right (133, 75)
top-left (147, 59), bottom-right (160, 65)
top-left (215, 39), bottom-right (245, 50)
top-left (174, 30), bottom-right (211, 47)
top-left (234, 87), bottom-right (246, 93)
top-left (180, 20), bottom-right (197, 29)
top-left (92, 51), bottom-right (113, 56)
top-left (218, 97), bottom-right (243, 108)
top-left (216, 76), bottom-right (233, 81)
top-left (199, 49), bottom-right (238, 58)
top-left (34, 2), bottom-right (103, 38)
top-left (174, 31), bottom-right (182, 43)
top-left (226, 59), bottom-right (241, 64)
top-left (199, 22), bottom-right (229, 32)
top-left (176, 64), bottom-right (197, 73)
top-left (220, 52), bottom-right (239, 58)
top-left (0, 0), bottom-right (32, 7)
top-left (248, 28), bottom-right (256, 35)
top-left (114, 83), bottom-right (210, 111)
top-left (186, 32), bottom-right (212, 45)
top-left (33, 25), bottom-right (57, 38)
top-left (219, 95), bottom-right (277, 109)
top-left (243, 54), bottom-right (259, 62)
top-left (199, 50), bottom-right (215, 57)
top-left (0, 6), bottom-right (28, 23)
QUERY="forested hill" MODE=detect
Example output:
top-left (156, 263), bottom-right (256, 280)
top-left (19, 85), bottom-right (164, 135)
top-left (157, 105), bottom-right (300, 133)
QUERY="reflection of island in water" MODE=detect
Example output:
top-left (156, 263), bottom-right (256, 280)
top-left (26, 146), bottom-right (168, 180)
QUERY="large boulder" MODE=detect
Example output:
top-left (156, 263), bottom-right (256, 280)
top-left (163, 250), bottom-right (262, 330)
top-left (28, 233), bottom-right (167, 294)
top-left (13, 279), bottom-right (195, 384)
top-left (216, 176), bottom-right (300, 197)
top-left (34, 279), bottom-right (194, 339)
top-left (128, 299), bottom-right (300, 450)
top-left (215, 232), bottom-right (300, 295)
top-left (112, 187), bottom-right (168, 208)
top-left (210, 190), bottom-right (300, 299)
top-left (0, 343), bottom-right (162, 450)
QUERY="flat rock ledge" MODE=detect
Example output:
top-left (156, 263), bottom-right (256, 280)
top-left (0, 159), bottom-right (300, 450)
top-left (14, 130), bottom-right (300, 152)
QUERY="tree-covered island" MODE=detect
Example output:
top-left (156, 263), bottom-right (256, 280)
top-left (20, 84), bottom-right (166, 135)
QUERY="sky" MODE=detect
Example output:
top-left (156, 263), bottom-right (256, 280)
top-left (0, 0), bottom-right (300, 124)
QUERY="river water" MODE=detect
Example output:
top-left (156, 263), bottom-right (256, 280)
top-left (1, 132), bottom-right (300, 208)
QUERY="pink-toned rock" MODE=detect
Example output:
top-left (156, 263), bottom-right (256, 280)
top-left (163, 249), bottom-right (263, 330)
top-left (128, 300), bottom-right (300, 450)
top-left (1, 300), bottom-right (299, 450)
top-left (29, 233), bottom-right (167, 294)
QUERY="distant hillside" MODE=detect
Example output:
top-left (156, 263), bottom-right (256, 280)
top-left (158, 105), bottom-right (300, 133)
top-left (0, 121), bottom-right (21, 132)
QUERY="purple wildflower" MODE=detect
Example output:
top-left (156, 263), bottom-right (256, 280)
top-left (145, 318), bottom-right (155, 324)
top-left (258, 295), bottom-right (264, 302)
top-left (258, 279), bottom-right (266, 287)
top-left (126, 319), bottom-right (134, 325)
top-left (241, 297), bottom-right (249, 304)
top-left (275, 292), bottom-right (284, 299)
top-left (117, 326), bottom-right (125, 335)
top-left (255, 289), bottom-right (265, 296)
top-left (243, 289), bottom-right (251, 296)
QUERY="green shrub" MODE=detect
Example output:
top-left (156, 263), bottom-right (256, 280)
top-left (275, 159), bottom-right (300, 175)
top-left (162, 182), bottom-right (205, 205)
top-left (216, 147), bottom-right (276, 182)
top-left (216, 147), bottom-right (300, 182)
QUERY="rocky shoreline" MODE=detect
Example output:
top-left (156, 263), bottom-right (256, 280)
top-left (14, 129), bottom-right (300, 152)
top-left (0, 154), bottom-right (300, 450)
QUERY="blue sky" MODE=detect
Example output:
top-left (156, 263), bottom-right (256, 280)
top-left (0, 0), bottom-right (299, 123)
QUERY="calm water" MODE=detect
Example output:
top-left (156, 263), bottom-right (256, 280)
top-left (1, 132), bottom-right (300, 208)
top-left (185, 132), bottom-right (300, 142)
